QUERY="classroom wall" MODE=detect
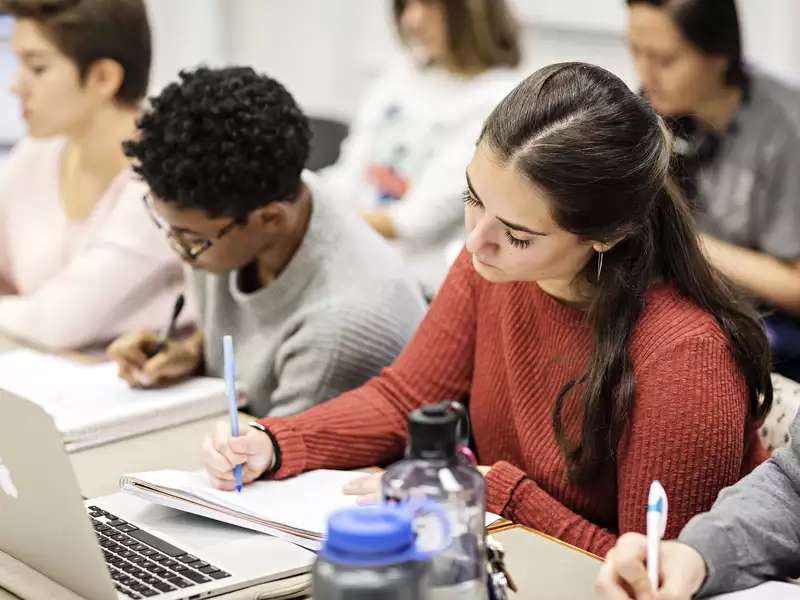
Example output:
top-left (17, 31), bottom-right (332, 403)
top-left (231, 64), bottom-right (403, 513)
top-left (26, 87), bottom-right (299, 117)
top-left (737, 0), bottom-right (800, 85)
top-left (214, 0), bottom-right (800, 124)
top-left (215, 1), bottom-right (636, 121)
top-left (0, 0), bottom-right (798, 146)
top-left (0, 16), bottom-right (24, 147)
top-left (222, 0), bottom-right (398, 122)
top-left (144, 0), bottom-right (228, 94)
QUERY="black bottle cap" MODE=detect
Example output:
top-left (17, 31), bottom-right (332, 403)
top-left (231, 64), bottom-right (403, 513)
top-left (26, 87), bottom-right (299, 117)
top-left (407, 401), bottom-right (464, 459)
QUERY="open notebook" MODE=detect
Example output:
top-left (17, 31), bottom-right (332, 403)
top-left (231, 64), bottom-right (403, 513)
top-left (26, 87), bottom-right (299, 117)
top-left (0, 349), bottom-right (235, 452)
top-left (120, 469), bottom-right (503, 551)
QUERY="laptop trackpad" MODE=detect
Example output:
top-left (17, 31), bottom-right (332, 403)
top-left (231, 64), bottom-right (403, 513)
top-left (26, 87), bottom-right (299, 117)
top-left (90, 493), bottom-right (315, 578)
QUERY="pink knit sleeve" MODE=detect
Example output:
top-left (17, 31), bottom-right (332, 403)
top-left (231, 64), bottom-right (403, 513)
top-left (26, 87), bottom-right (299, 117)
top-left (0, 178), bottom-right (184, 349)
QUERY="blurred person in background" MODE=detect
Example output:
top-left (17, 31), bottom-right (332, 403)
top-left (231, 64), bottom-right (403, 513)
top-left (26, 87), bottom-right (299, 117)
top-left (320, 0), bottom-right (523, 298)
top-left (627, 0), bottom-right (800, 380)
top-left (0, 0), bottom-right (184, 350)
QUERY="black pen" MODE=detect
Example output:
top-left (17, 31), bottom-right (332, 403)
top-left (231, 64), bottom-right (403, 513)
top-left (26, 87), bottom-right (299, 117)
top-left (146, 293), bottom-right (185, 358)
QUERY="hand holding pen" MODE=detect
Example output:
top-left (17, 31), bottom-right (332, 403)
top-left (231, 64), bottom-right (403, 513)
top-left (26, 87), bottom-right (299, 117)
top-left (146, 293), bottom-right (185, 358)
top-left (200, 334), bottom-right (280, 492)
top-left (108, 293), bottom-right (203, 388)
top-left (596, 481), bottom-right (706, 600)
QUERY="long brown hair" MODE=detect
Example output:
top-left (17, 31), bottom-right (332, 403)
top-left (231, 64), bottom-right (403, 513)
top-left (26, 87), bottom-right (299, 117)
top-left (393, 0), bottom-right (521, 73)
top-left (479, 62), bottom-right (772, 483)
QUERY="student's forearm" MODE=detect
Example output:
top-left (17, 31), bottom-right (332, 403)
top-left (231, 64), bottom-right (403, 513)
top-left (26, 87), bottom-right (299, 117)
top-left (702, 235), bottom-right (800, 315)
top-left (679, 460), bottom-right (800, 596)
top-left (485, 461), bottom-right (617, 557)
top-left (259, 378), bottom-right (413, 478)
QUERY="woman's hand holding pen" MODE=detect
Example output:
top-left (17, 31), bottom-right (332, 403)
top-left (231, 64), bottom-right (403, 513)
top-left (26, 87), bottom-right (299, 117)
top-left (202, 421), bottom-right (275, 490)
top-left (595, 533), bottom-right (706, 600)
top-left (108, 328), bottom-right (203, 388)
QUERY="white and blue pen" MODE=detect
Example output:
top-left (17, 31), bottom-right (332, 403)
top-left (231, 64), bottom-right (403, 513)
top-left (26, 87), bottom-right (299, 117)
top-left (223, 335), bottom-right (242, 493)
top-left (646, 480), bottom-right (668, 590)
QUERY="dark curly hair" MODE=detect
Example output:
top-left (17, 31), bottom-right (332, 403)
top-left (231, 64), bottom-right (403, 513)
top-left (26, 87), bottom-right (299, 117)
top-left (124, 66), bottom-right (311, 222)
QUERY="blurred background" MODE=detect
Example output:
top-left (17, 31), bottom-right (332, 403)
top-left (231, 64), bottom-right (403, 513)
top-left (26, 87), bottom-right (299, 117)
top-left (1, 0), bottom-right (799, 152)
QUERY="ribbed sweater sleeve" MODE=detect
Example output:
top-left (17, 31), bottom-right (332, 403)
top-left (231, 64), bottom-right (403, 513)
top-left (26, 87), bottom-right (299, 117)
top-left (258, 251), bottom-right (478, 476)
top-left (0, 175), bottom-right (183, 350)
top-left (486, 335), bottom-right (751, 557)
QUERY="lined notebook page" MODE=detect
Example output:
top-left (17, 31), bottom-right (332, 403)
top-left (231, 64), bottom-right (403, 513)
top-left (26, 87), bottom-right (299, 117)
top-left (0, 349), bottom-right (227, 448)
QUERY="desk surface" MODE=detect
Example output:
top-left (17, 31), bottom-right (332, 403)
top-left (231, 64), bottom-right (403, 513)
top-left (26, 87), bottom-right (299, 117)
top-left (0, 335), bottom-right (225, 498)
top-left (0, 337), bottom-right (603, 599)
top-left (1, 525), bottom-right (600, 600)
top-left (67, 420), bottom-right (604, 599)
top-left (70, 413), bottom-right (225, 498)
top-left (491, 525), bottom-right (601, 599)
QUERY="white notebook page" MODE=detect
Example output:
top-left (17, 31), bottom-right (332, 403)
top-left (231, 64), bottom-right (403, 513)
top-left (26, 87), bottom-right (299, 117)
top-left (125, 469), bottom-right (502, 534)
top-left (0, 349), bottom-right (226, 436)
top-left (129, 469), bottom-right (364, 535)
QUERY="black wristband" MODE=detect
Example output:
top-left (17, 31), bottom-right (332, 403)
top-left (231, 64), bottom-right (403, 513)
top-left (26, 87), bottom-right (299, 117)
top-left (249, 422), bottom-right (282, 477)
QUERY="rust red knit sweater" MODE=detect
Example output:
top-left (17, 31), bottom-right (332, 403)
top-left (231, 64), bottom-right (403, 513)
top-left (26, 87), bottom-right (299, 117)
top-left (260, 250), bottom-right (767, 557)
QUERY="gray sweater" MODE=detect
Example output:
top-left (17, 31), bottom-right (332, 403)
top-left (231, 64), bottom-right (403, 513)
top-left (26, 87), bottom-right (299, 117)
top-left (186, 171), bottom-right (426, 417)
top-left (680, 413), bottom-right (800, 596)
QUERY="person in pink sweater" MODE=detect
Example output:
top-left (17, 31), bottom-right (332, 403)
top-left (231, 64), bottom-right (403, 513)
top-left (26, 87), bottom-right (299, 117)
top-left (201, 63), bottom-right (774, 557)
top-left (0, 0), bottom-right (183, 350)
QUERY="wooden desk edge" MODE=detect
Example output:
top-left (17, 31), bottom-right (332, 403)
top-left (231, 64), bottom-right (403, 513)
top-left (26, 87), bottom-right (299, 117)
top-left (488, 522), bottom-right (604, 562)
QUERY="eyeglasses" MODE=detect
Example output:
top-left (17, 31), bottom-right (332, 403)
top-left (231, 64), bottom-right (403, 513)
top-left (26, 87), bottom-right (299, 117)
top-left (142, 193), bottom-right (239, 261)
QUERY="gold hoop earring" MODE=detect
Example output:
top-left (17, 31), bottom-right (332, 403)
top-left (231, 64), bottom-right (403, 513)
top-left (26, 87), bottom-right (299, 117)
top-left (596, 251), bottom-right (604, 282)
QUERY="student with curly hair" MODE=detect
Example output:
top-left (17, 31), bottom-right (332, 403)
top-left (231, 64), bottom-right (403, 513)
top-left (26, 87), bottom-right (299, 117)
top-left (0, 0), bottom-right (183, 349)
top-left (321, 0), bottom-right (523, 297)
top-left (109, 66), bottom-right (426, 418)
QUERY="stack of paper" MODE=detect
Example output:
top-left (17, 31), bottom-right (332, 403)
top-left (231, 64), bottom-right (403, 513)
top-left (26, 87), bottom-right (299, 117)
top-left (120, 469), bottom-right (503, 551)
top-left (0, 349), bottom-right (234, 451)
top-left (120, 470), bottom-right (365, 550)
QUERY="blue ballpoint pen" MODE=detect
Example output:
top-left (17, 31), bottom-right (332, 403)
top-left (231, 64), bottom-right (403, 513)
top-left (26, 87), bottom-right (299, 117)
top-left (223, 335), bottom-right (242, 493)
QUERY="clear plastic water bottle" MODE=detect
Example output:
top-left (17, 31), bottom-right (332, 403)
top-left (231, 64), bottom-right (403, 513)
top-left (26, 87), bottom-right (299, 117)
top-left (313, 503), bottom-right (446, 600)
top-left (382, 401), bottom-right (487, 600)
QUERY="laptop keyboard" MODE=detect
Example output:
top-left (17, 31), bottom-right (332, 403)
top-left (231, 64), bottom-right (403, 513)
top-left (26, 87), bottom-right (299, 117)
top-left (88, 506), bottom-right (231, 598)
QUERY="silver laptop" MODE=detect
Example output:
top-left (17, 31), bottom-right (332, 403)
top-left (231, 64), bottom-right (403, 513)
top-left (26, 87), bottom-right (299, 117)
top-left (0, 390), bottom-right (314, 599)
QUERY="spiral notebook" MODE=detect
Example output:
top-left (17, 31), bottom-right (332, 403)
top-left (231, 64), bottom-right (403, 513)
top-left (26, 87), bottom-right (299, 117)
top-left (0, 349), bottom-right (235, 452)
top-left (120, 469), bottom-right (365, 551)
top-left (120, 469), bottom-right (504, 552)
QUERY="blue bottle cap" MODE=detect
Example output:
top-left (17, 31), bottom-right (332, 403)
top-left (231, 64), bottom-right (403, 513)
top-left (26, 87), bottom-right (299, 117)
top-left (320, 505), bottom-right (425, 568)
